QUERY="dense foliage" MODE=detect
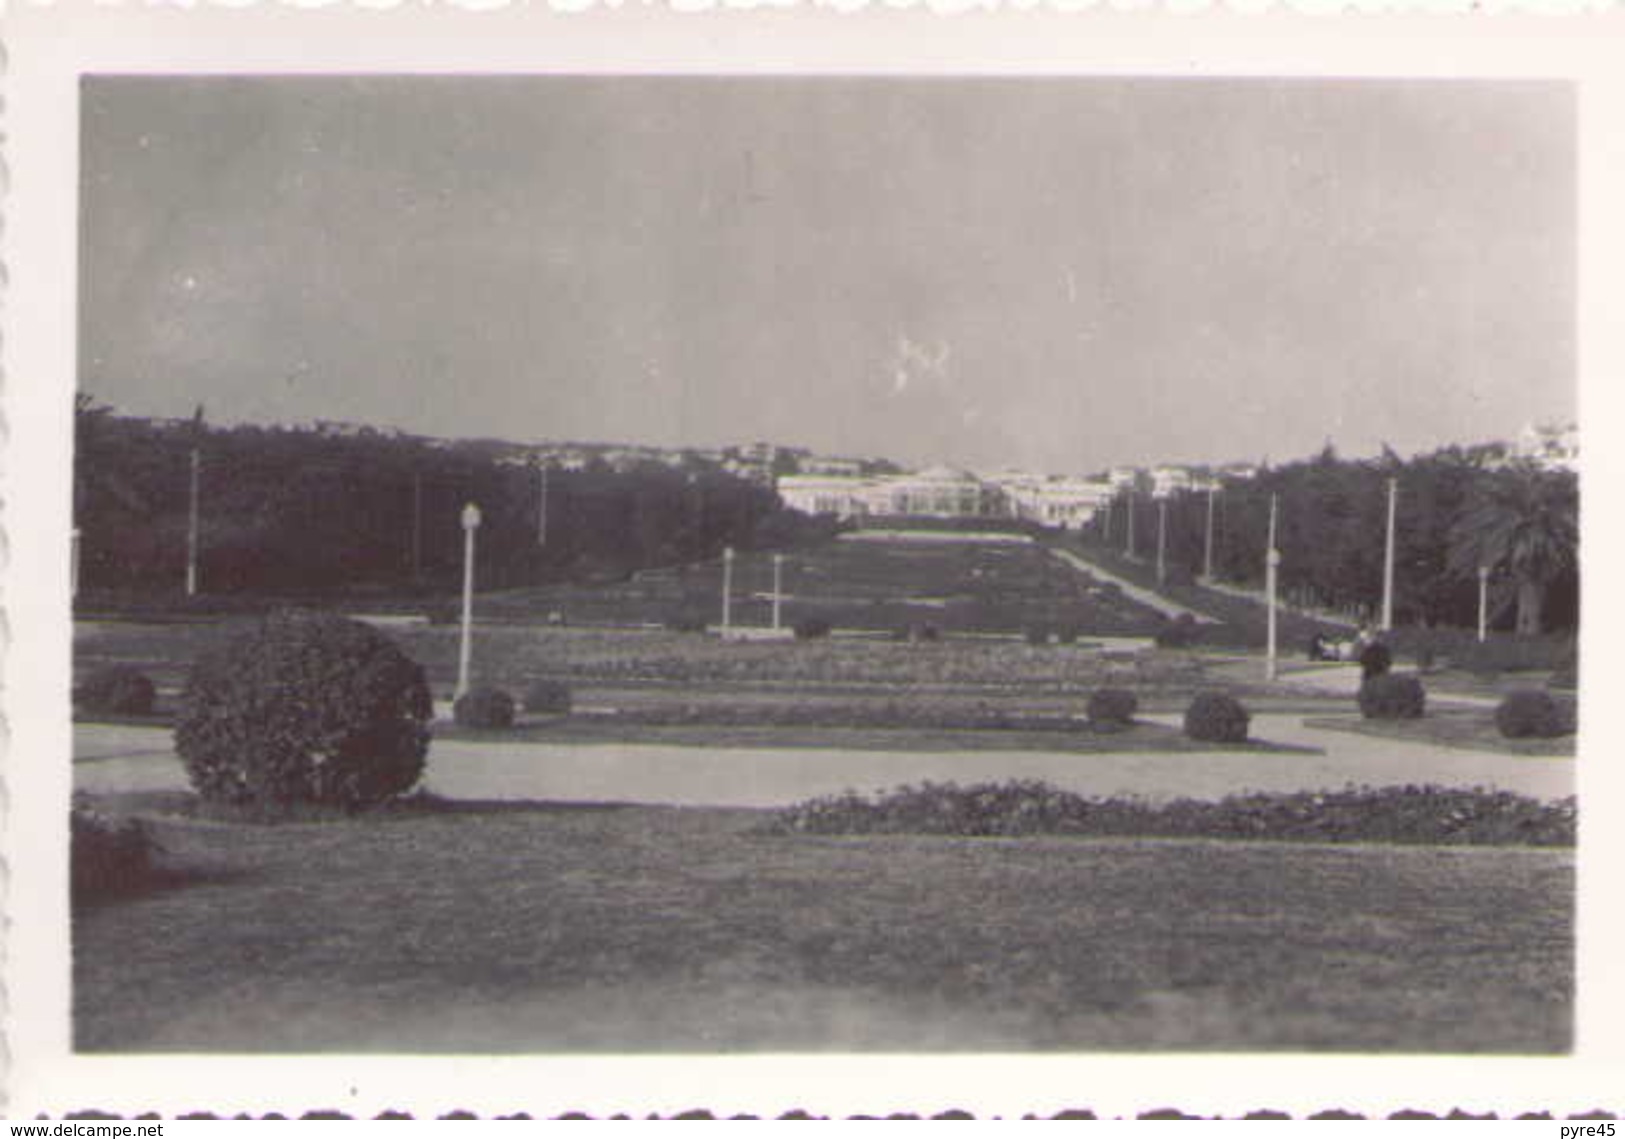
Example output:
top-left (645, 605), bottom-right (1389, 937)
top-left (1086, 444), bottom-right (1577, 634)
top-left (74, 665), bottom-right (157, 717)
top-left (770, 780), bottom-right (1575, 846)
top-left (454, 686), bottom-right (517, 729)
top-left (73, 398), bottom-right (832, 598)
top-left (1184, 692), bottom-right (1251, 743)
top-left (174, 609), bottom-right (433, 810)
top-left (1358, 674), bottom-right (1427, 720)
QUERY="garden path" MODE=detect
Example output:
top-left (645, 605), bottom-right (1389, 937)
top-left (1047, 548), bottom-right (1220, 624)
top-left (74, 713), bottom-right (1573, 810)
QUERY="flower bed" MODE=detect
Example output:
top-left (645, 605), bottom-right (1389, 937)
top-left (770, 779), bottom-right (1574, 847)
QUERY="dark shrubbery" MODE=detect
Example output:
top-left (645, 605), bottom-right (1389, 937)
top-left (1359, 641), bottom-right (1393, 680)
top-left (1184, 692), bottom-right (1250, 743)
top-left (174, 609), bottom-right (432, 811)
top-left (665, 613), bottom-right (708, 634)
top-left (770, 779), bottom-right (1575, 847)
top-left (1358, 673), bottom-right (1426, 720)
top-left (454, 685), bottom-right (517, 729)
top-left (908, 622), bottom-right (941, 644)
top-left (74, 665), bottom-right (157, 717)
top-left (1550, 646), bottom-right (1578, 691)
top-left (72, 802), bottom-right (160, 902)
top-left (1024, 624), bottom-right (1052, 647)
top-left (522, 678), bottom-right (573, 716)
top-left (1086, 687), bottom-right (1139, 728)
top-left (1495, 688), bottom-right (1573, 739)
top-left (1055, 624), bottom-right (1082, 646)
top-left (793, 616), bottom-right (833, 641)
top-left (1155, 613), bottom-right (1200, 649)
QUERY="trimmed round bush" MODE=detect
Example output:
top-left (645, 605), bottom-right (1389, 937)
top-left (74, 665), bottom-right (157, 717)
top-left (1086, 687), bottom-right (1139, 728)
top-left (523, 678), bottom-right (573, 716)
top-left (1358, 641), bottom-right (1393, 680)
top-left (1358, 673), bottom-right (1426, 720)
top-left (174, 608), bottom-right (432, 811)
top-left (1495, 688), bottom-right (1569, 739)
top-left (1155, 613), bottom-right (1200, 649)
top-left (1183, 692), bottom-right (1250, 743)
top-left (794, 616), bottom-right (833, 641)
top-left (455, 685), bottom-right (516, 729)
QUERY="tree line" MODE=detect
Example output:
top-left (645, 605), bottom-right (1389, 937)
top-left (73, 398), bottom-right (836, 598)
top-left (1089, 443), bottom-right (1578, 634)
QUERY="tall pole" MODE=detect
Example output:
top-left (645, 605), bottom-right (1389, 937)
top-left (1156, 496), bottom-right (1168, 584)
top-left (71, 527), bottom-right (81, 599)
top-left (537, 463), bottom-right (549, 547)
top-left (185, 446), bottom-right (200, 596)
top-left (1102, 496), bottom-right (1113, 543)
top-left (1478, 565), bottom-right (1490, 643)
top-left (457, 503), bottom-right (481, 699)
top-left (411, 472), bottom-right (423, 583)
top-left (772, 553), bottom-right (785, 631)
top-left (1203, 484), bottom-right (1216, 581)
top-left (721, 546), bottom-right (735, 633)
top-left (1381, 476), bottom-right (1397, 632)
top-left (1266, 492), bottom-right (1279, 682)
top-left (1125, 492), bottom-right (1136, 559)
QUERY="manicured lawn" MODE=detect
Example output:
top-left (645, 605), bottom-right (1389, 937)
top-left (1303, 711), bottom-right (1575, 758)
top-left (74, 797), bottom-right (1572, 1053)
top-left (476, 536), bottom-right (1167, 635)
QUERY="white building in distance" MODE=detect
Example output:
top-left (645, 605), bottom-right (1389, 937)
top-left (777, 465), bottom-right (1111, 527)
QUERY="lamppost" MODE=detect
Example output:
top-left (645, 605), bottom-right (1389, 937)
top-left (457, 502), bottom-right (482, 699)
top-left (185, 444), bottom-right (201, 597)
top-left (1478, 564), bottom-right (1491, 643)
top-left (772, 553), bottom-right (785, 631)
top-left (1381, 477), bottom-right (1398, 632)
top-left (721, 546), bottom-right (735, 633)
top-left (1203, 483), bottom-right (1217, 582)
top-left (1155, 495), bottom-right (1168, 585)
top-left (1266, 493), bottom-right (1280, 682)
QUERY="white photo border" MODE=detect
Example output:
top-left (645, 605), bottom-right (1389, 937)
top-left (4, 3), bottom-right (1623, 1118)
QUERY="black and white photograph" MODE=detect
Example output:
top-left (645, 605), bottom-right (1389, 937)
top-left (4, 6), bottom-right (1620, 1119)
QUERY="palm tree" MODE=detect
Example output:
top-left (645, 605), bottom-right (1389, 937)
top-left (1448, 463), bottom-right (1578, 635)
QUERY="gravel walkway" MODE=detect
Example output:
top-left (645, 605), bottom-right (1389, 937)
top-left (74, 713), bottom-right (1574, 809)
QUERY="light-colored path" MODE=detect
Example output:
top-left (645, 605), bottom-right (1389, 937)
top-left (75, 714), bottom-right (1574, 809)
top-left (1047, 547), bottom-right (1219, 624)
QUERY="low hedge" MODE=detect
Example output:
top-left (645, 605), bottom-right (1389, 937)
top-left (770, 780), bottom-right (1575, 847)
top-left (74, 665), bottom-right (157, 717)
top-left (1086, 687), bottom-right (1138, 728)
top-left (1358, 674), bottom-right (1426, 720)
top-left (523, 678), bottom-right (573, 716)
top-left (454, 686), bottom-right (516, 729)
top-left (1155, 613), bottom-right (1201, 649)
top-left (72, 803), bottom-right (161, 902)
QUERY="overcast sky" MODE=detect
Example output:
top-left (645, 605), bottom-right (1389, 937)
top-left (80, 76), bottom-right (1574, 473)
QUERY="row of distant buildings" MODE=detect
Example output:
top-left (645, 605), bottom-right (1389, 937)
top-left (774, 422), bottom-right (1577, 529)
